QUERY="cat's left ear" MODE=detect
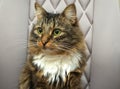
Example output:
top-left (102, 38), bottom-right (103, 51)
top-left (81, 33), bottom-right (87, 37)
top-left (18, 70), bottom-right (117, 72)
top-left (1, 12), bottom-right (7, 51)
top-left (35, 2), bottom-right (46, 19)
top-left (62, 4), bottom-right (77, 24)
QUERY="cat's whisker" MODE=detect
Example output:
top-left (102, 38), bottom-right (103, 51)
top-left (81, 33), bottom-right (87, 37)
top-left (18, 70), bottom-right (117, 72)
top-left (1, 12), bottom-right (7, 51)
top-left (28, 44), bottom-right (37, 46)
top-left (57, 46), bottom-right (71, 51)
top-left (28, 41), bottom-right (37, 43)
top-left (28, 42), bottom-right (37, 45)
top-left (57, 45), bottom-right (71, 50)
top-left (28, 44), bottom-right (38, 48)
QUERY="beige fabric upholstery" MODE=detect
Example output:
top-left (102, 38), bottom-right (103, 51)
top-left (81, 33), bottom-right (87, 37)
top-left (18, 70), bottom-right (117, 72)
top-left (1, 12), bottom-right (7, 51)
top-left (0, 0), bottom-right (29, 89)
top-left (90, 0), bottom-right (120, 89)
top-left (0, 0), bottom-right (120, 89)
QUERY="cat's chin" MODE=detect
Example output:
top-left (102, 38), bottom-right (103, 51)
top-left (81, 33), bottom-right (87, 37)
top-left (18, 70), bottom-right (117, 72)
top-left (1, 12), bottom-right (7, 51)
top-left (41, 48), bottom-right (69, 55)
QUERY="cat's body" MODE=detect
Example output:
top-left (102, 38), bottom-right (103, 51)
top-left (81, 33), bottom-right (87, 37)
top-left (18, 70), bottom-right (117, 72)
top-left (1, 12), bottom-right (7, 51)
top-left (19, 2), bottom-right (86, 89)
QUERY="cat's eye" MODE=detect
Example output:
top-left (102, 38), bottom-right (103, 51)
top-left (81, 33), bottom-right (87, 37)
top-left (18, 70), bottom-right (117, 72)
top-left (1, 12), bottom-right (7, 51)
top-left (53, 28), bottom-right (61, 36)
top-left (37, 27), bottom-right (43, 34)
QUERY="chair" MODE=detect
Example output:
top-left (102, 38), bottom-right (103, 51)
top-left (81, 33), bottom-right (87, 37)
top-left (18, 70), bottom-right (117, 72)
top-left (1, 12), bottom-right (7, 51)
top-left (0, 0), bottom-right (120, 89)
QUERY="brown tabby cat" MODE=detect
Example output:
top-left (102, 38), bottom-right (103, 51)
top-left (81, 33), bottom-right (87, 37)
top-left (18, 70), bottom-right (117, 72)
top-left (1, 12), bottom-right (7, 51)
top-left (19, 2), bottom-right (86, 89)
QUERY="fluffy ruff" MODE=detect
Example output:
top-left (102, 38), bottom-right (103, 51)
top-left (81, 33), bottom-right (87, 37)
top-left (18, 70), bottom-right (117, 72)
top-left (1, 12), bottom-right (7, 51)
top-left (33, 52), bottom-right (82, 84)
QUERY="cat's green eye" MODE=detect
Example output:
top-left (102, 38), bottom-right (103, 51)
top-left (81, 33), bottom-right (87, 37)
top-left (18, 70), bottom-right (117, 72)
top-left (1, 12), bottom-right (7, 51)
top-left (37, 27), bottom-right (43, 34)
top-left (53, 29), bottom-right (61, 36)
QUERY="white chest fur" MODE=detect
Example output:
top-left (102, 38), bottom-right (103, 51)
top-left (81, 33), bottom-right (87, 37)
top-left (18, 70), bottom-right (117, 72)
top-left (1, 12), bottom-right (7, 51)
top-left (33, 53), bottom-right (82, 83)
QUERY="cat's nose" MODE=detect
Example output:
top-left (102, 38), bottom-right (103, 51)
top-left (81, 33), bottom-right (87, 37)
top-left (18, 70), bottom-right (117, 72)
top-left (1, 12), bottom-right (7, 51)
top-left (41, 35), bottom-right (49, 47)
top-left (37, 40), bottom-right (47, 48)
top-left (42, 40), bottom-right (47, 47)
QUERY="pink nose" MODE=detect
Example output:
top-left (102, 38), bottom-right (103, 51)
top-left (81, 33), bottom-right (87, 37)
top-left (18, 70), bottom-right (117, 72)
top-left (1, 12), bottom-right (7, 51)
top-left (37, 41), bottom-right (43, 47)
top-left (41, 35), bottom-right (49, 46)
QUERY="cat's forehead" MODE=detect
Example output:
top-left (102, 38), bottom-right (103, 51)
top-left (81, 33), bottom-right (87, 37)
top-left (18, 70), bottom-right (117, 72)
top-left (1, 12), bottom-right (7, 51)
top-left (36, 12), bottom-right (62, 27)
top-left (46, 12), bottom-right (60, 20)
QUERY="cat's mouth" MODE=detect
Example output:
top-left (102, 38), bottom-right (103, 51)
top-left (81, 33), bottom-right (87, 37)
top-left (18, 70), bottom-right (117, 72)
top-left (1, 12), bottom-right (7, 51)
top-left (40, 46), bottom-right (68, 55)
top-left (37, 41), bottom-right (70, 55)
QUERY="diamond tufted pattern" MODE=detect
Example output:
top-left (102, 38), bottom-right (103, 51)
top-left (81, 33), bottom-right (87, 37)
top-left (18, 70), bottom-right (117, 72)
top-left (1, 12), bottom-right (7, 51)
top-left (29, 0), bottom-right (94, 89)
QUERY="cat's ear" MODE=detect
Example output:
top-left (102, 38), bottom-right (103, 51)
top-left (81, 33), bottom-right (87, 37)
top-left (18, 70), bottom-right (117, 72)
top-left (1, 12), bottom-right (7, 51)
top-left (62, 4), bottom-right (77, 24)
top-left (35, 2), bottom-right (46, 19)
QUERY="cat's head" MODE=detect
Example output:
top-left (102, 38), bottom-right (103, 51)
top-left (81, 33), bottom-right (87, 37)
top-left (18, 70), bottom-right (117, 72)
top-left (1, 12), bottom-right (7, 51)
top-left (29, 2), bottom-right (84, 55)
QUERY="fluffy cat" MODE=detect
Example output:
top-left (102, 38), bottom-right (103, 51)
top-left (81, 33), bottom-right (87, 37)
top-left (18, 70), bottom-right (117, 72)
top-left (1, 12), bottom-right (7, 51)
top-left (19, 2), bottom-right (86, 89)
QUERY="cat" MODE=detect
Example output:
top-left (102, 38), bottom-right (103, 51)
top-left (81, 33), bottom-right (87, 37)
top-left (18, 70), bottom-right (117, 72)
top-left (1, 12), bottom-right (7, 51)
top-left (19, 2), bottom-right (86, 89)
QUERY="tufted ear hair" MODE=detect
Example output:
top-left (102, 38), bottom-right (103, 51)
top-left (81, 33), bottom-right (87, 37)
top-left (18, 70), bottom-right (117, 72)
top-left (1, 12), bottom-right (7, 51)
top-left (62, 4), bottom-right (77, 24)
top-left (35, 2), bottom-right (46, 19)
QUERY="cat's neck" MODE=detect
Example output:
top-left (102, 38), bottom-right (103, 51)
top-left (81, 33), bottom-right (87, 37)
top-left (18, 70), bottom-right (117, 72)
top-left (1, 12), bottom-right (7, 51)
top-left (32, 52), bottom-right (82, 83)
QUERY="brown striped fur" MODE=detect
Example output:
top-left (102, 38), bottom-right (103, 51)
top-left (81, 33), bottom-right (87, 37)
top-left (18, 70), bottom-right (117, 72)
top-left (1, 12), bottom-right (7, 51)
top-left (19, 2), bottom-right (86, 89)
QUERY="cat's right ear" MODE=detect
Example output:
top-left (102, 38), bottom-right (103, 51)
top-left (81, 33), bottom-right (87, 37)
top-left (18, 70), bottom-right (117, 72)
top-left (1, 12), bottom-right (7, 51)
top-left (35, 2), bottom-right (46, 19)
